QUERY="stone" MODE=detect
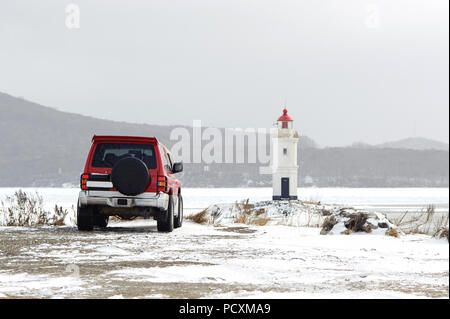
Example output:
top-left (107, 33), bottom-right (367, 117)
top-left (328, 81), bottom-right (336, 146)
top-left (378, 222), bottom-right (389, 228)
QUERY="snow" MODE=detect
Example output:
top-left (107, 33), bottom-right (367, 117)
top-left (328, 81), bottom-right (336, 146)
top-left (0, 272), bottom-right (84, 295)
top-left (213, 290), bottom-right (430, 299)
top-left (194, 200), bottom-right (400, 236)
top-left (0, 187), bottom-right (448, 298)
top-left (0, 219), bottom-right (447, 298)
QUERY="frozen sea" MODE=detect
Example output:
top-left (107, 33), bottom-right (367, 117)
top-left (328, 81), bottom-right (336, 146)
top-left (0, 187), bottom-right (448, 216)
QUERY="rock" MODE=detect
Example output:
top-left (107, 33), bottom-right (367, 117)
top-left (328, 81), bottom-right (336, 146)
top-left (321, 209), bottom-right (331, 216)
top-left (321, 216), bottom-right (337, 235)
top-left (344, 213), bottom-right (369, 232)
top-left (341, 229), bottom-right (352, 235)
top-left (386, 228), bottom-right (399, 238)
top-left (320, 208), bottom-right (398, 236)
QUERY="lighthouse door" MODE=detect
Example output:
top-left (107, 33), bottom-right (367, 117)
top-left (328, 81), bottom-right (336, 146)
top-left (281, 178), bottom-right (290, 199)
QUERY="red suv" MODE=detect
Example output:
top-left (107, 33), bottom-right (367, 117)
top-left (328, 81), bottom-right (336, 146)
top-left (77, 135), bottom-right (183, 232)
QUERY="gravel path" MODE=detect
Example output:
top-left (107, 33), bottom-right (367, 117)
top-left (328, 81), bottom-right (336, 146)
top-left (0, 220), bottom-right (448, 299)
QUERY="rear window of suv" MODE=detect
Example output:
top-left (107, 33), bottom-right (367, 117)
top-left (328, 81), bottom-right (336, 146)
top-left (91, 143), bottom-right (157, 169)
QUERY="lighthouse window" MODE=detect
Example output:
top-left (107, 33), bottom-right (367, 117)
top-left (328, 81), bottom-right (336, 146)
top-left (283, 148), bottom-right (287, 155)
top-left (282, 121), bottom-right (288, 128)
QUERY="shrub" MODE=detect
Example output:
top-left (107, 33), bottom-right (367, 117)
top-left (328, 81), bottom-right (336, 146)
top-left (390, 205), bottom-right (448, 236)
top-left (433, 227), bottom-right (449, 242)
top-left (232, 199), bottom-right (271, 226)
top-left (0, 190), bottom-right (68, 226)
top-left (386, 228), bottom-right (400, 238)
top-left (186, 208), bottom-right (209, 224)
top-left (233, 214), bottom-right (248, 224)
top-left (52, 205), bottom-right (69, 226)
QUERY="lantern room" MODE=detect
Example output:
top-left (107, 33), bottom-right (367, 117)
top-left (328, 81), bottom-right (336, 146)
top-left (277, 108), bottom-right (293, 130)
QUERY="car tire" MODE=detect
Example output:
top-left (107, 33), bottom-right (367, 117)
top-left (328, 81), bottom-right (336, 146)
top-left (77, 205), bottom-right (94, 231)
top-left (94, 215), bottom-right (109, 228)
top-left (111, 157), bottom-right (150, 196)
top-left (174, 194), bottom-right (183, 228)
top-left (157, 196), bottom-right (174, 232)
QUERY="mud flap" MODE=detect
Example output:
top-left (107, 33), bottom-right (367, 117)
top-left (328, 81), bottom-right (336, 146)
top-left (173, 195), bottom-right (179, 217)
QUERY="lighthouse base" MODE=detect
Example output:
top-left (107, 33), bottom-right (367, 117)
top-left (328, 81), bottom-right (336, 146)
top-left (272, 195), bottom-right (298, 201)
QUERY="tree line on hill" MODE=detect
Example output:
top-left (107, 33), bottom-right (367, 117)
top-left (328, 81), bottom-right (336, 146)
top-left (0, 92), bottom-right (448, 188)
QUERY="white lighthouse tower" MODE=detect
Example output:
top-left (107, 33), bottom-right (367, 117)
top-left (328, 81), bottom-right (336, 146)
top-left (272, 108), bottom-right (299, 200)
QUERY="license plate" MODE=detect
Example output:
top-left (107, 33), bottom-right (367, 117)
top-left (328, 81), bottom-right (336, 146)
top-left (117, 199), bottom-right (128, 206)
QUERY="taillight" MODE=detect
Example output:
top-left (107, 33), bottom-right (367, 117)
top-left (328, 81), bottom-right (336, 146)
top-left (80, 173), bottom-right (89, 190)
top-left (157, 176), bottom-right (167, 192)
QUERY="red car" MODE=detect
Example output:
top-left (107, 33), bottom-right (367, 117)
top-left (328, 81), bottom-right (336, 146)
top-left (77, 135), bottom-right (183, 232)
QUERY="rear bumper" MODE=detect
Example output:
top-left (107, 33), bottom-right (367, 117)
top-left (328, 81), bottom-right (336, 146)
top-left (78, 190), bottom-right (169, 211)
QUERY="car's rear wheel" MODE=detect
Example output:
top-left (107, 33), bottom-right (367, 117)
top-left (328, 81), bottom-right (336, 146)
top-left (174, 194), bottom-right (183, 228)
top-left (157, 196), bottom-right (174, 232)
top-left (111, 157), bottom-right (149, 196)
top-left (94, 215), bottom-right (109, 228)
top-left (77, 205), bottom-right (94, 231)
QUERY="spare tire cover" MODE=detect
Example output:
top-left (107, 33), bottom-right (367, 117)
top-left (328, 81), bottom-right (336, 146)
top-left (111, 157), bottom-right (150, 196)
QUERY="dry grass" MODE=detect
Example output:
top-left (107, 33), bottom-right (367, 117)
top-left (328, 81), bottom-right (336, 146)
top-left (433, 227), bottom-right (449, 242)
top-left (251, 217), bottom-right (270, 226)
top-left (52, 205), bottom-right (70, 226)
top-left (233, 199), bottom-right (252, 224)
top-left (233, 214), bottom-right (248, 224)
top-left (386, 228), bottom-right (400, 238)
top-left (234, 215), bottom-right (270, 226)
top-left (390, 205), bottom-right (448, 236)
top-left (237, 199), bottom-right (254, 215)
top-left (186, 208), bottom-right (209, 224)
top-left (232, 199), bottom-right (271, 226)
top-left (256, 208), bottom-right (266, 216)
top-left (0, 190), bottom-right (68, 226)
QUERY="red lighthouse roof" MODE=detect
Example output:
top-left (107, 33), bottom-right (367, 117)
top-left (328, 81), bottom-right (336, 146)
top-left (277, 108), bottom-right (293, 122)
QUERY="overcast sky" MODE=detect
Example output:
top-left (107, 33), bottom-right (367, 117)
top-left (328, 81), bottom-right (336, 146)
top-left (0, 0), bottom-right (448, 146)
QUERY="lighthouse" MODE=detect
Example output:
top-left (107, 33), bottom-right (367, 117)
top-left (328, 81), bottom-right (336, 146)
top-left (272, 108), bottom-right (299, 200)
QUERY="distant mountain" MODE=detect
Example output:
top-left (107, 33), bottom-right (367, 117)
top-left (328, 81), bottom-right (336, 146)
top-left (0, 91), bottom-right (448, 187)
top-left (376, 137), bottom-right (449, 151)
top-left (349, 142), bottom-right (375, 149)
top-left (0, 92), bottom-right (179, 187)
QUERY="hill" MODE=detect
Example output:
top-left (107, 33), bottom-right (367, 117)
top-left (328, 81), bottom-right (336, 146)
top-left (376, 137), bottom-right (449, 151)
top-left (0, 92), bottom-right (448, 187)
top-left (0, 92), bottom-right (177, 186)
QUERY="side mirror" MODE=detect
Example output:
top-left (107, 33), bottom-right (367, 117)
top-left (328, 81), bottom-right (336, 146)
top-left (172, 162), bottom-right (183, 173)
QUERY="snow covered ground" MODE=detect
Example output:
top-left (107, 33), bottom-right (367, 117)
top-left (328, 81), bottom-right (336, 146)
top-left (0, 187), bottom-right (448, 298)
top-left (0, 219), bottom-right (447, 298)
